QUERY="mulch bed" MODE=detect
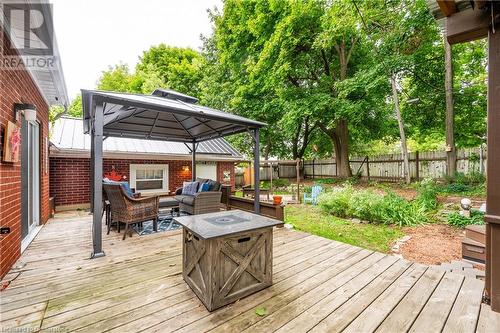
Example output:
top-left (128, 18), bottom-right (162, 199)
top-left (399, 223), bottom-right (465, 265)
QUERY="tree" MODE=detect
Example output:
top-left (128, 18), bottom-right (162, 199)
top-left (97, 64), bottom-right (137, 92)
top-left (202, 0), bottom-right (389, 171)
top-left (137, 44), bottom-right (203, 96)
top-left (391, 73), bottom-right (410, 184)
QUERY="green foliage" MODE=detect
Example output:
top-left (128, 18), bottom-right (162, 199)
top-left (314, 178), bottom-right (344, 185)
top-left (451, 171), bottom-right (485, 185)
top-left (67, 95), bottom-right (83, 117)
top-left (318, 185), bottom-right (432, 226)
top-left (447, 210), bottom-right (485, 228)
top-left (97, 64), bottom-right (137, 92)
top-left (286, 205), bottom-right (404, 253)
top-left (137, 44), bottom-right (203, 95)
top-left (414, 179), bottom-right (438, 211)
top-left (318, 186), bottom-right (353, 218)
top-left (261, 179), bottom-right (290, 190)
top-left (439, 172), bottom-right (486, 197)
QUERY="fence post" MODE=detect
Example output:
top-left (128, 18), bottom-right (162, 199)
top-left (366, 156), bottom-right (370, 181)
top-left (296, 159), bottom-right (301, 203)
top-left (312, 159), bottom-right (315, 180)
top-left (415, 151), bottom-right (420, 181)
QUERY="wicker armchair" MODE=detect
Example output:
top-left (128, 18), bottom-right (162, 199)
top-left (174, 187), bottom-right (222, 215)
top-left (103, 183), bottom-right (159, 240)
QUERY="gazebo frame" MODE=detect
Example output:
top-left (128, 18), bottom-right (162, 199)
top-left (82, 89), bottom-right (266, 259)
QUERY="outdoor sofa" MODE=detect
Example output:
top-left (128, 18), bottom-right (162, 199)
top-left (174, 178), bottom-right (222, 215)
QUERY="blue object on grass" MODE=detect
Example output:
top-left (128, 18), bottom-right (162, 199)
top-left (303, 185), bottom-right (323, 205)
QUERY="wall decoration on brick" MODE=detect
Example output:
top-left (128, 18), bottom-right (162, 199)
top-left (2, 121), bottom-right (21, 162)
top-left (223, 170), bottom-right (231, 182)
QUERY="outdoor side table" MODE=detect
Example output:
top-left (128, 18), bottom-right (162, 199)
top-left (174, 210), bottom-right (282, 311)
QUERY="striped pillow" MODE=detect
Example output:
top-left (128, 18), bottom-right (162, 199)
top-left (182, 181), bottom-right (199, 195)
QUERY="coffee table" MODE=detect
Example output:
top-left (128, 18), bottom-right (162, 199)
top-left (174, 210), bottom-right (282, 311)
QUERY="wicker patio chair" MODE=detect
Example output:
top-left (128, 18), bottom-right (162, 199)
top-left (103, 183), bottom-right (159, 240)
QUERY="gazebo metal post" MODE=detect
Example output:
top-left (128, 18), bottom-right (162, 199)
top-left (192, 140), bottom-right (196, 181)
top-left (91, 102), bottom-right (105, 258)
top-left (253, 128), bottom-right (260, 213)
top-left (90, 134), bottom-right (94, 212)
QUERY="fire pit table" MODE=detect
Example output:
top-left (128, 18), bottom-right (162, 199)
top-left (174, 210), bottom-right (282, 311)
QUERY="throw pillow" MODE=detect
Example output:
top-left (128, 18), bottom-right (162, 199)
top-left (182, 181), bottom-right (199, 195)
top-left (119, 182), bottom-right (135, 198)
top-left (198, 183), bottom-right (210, 192)
top-left (196, 177), bottom-right (209, 184)
top-left (207, 180), bottom-right (221, 191)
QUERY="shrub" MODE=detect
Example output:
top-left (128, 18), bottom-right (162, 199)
top-left (441, 183), bottom-right (471, 193)
top-left (318, 186), bottom-right (428, 227)
top-left (315, 178), bottom-right (343, 185)
top-left (261, 179), bottom-right (290, 190)
top-left (414, 179), bottom-right (438, 211)
top-left (377, 193), bottom-right (428, 226)
top-left (445, 171), bottom-right (485, 186)
top-left (318, 186), bottom-right (353, 218)
top-left (348, 190), bottom-right (383, 222)
top-left (447, 210), bottom-right (485, 228)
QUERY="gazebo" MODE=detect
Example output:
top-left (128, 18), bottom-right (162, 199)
top-left (82, 89), bottom-right (266, 258)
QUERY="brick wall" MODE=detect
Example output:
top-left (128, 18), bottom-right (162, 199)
top-left (217, 161), bottom-right (236, 189)
top-left (50, 157), bottom-right (235, 207)
top-left (0, 28), bottom-right (51, 278)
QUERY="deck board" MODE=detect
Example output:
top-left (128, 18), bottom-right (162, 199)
top-left (0, 212), bottom-right (489, 332)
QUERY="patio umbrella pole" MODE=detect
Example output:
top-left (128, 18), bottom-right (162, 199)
top-left (91, 102), bottom-right (105, 258)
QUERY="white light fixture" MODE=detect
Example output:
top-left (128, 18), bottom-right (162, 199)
top-left (14, 103), bottom-right (37, 122)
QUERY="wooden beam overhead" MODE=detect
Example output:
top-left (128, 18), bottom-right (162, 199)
top-left (446, 7), bottom-right (490, 44)
top-left (437, 0), bottom-right (458, 17)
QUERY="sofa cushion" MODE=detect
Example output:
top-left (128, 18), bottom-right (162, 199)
top-left (207, 180), bottom-right (221, 191)
top-left (181, 195), bottom-right (195, 206)
top-left (182, 181), bottom-right (199, 195)
top-left (174, 195), bottom-right (189, 203)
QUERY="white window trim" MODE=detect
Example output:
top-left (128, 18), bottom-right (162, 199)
top-left (129, 164), bottom-right (169, 194)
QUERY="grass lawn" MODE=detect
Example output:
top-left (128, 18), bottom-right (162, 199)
top-left (285, 204), bottom-right (404, 253)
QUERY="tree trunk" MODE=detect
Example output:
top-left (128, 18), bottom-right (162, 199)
top-left (391, 73), bottom-right (411, 184)
top-left (444, 37), bottom-right (457, 177)
top-left (318, 120), bottom-right (352, 178)
top-left (335, 119), bottom-right (352, 178)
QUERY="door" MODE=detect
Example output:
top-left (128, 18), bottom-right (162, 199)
top-left (21, 118), bottom-right (40, 239)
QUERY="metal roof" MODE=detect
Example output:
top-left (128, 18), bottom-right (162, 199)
top-left (151, 89), bottom-right (199, 104)
top-left (82, 89), bottom-right (266, 143)
top-left (50, 117), bottom-right (243, 160)
top-left (0, 1), bottom-right (69, 107)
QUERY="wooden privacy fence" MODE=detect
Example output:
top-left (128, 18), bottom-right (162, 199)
top-left (256, 146), bottom-right (487, 182)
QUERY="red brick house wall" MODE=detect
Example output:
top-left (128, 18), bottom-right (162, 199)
top-left (50, 157), bottom-right (235, 207)
top-left (0, 29), bottom-right (51, 278)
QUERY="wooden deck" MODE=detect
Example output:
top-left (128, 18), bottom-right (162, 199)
top-left (1, 211), bottom-right (499, 332)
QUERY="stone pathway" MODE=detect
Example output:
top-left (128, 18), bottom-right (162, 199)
top-left (432, 260), bottom-right (485, 280)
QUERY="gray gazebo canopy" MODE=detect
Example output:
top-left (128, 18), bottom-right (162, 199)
top-left (82, 89), bottom-right (266, 258)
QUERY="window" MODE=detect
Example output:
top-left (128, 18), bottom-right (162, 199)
top-left (130, 164), bottom-right (168, 194)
